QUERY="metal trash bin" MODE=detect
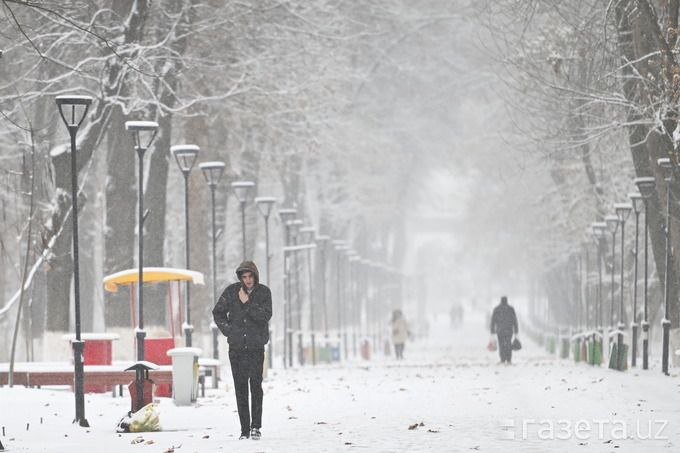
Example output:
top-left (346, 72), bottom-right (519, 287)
top-left (167, 347), bottom-right (202, 405)
top-left (125, 361), bottom-right (158, 413)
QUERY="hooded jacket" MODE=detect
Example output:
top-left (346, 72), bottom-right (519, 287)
top-left (212, 261), bottom-right (273, 350)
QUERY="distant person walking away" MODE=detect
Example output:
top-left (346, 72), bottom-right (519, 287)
top-left (490, 296), bottom-right (519, 364)
top-left (212, 261), bottom-right (272, 440)
top-left (391, 309), bottom-right (409, 360)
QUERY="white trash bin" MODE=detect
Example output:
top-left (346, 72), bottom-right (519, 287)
top-left (167, 347), bottom-right (202, 406)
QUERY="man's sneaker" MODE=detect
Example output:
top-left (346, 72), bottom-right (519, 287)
top-left (239, 433), bottom-right (249, 440)
top-left (250, 428), bottom-right (261, 440)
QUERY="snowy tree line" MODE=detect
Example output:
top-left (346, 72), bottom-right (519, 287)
top-left (0, 1), bottom-right (480, 361)
top-left (476, 0), bottom-right (680, 337)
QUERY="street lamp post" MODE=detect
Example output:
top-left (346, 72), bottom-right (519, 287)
top-left (300, 226), bottom-right (317, 365)
top-left (635, 177), bottom-right (656, 370)
top-left (348, 252), bottom-right (360, 358)
top-left (287, 219), bottom-right (304, 364)
top-left (658, 157), bottom-right (673, 375)
top-left (171, 144), bottom-right (200, 346)
top-left (614, 203), bottom-right (632, 370)
top-left (125, 121), bottom-right (159, 369)
top-left (199, 161), bottom-right (226, 360)
top-left (605, 213), bottom-right (620, 360)
top-left (55, 94), bottom-right (92, 427)
top-left (315, 235), bottom-right (330, 343)
top-left (591, 222), bottom-right (607, 353)
top-left (231, 181), bottom-right (255, 260)
top-left (278, 208), bottom-right (297, 368)
top-left (255, 198), bottom-right (276, 284)
top-left (255, 196), bottom-right (276, 368)
top-left (332, 240), bottom-right (347, 359)
top-left (629, 191), bottom-right (643, 367)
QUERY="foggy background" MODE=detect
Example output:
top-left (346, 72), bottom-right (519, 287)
top-left (0, 0), bottom-right (668, 362)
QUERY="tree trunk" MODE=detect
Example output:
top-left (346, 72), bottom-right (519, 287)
top-left (103, 107), bottom-right (136, 327)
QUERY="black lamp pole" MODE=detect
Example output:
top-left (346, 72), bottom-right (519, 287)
top-left (256, 197), bottom-right (276, 369)
top-left (125, 121), bottom-right (158, 412)
top-left (605, 214), bottom-right (619, 360)
top-left (171, 145), bottom-right (200, 346)
top-left (348, 254), bottom-right (360, 358)
top-left (199, 161), bottom-right (225, 359)
top-left (288, 219), bottom-right (304, 365)
top-left (231, 181), bottom-right (255, 261)
top-left (332, 241), bottom-right (347, 359)
top-left (635, 177), bottom-right (656, 370)
top-left (55, 95), bottom-right (92, 428)
top-left (658, 158), bottom-right (673, 375)
top-left (614, 203), bottom-right (632, 371)
top-left (278, 209), bottom-right (297, 368)
top-left (300, 227), bottom-right (317, 365)
top-left (590, 222), bottom-right (605, 365)
top-left (316, 235), bottom-right (330, 342)
top-left (629, 192), bottom-right (643, 367)
top-left (125, 121), bottom-right (158, 364)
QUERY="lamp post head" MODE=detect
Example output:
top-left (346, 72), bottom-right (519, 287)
top-left (278, 208), bottom-right (297, 223)
top-left (125, 121), bottom-right (159, 152)
top-left (171, 145), bottom-right (200, 175)
top-left (231, 180), bottom-right (255, 203)
top-left (255, 197), bottom-right (276, 217)
top-left (198, 161), bottom-right (226, 187)
top-left (628, 191), bottom-right (643, 214)
top-left (55, 95), bottom-right (93, 129)
top-left (299, 226), bottom-right (317, 243)
top-left (658, 157), bottom-right (672, 181)
top-left (605, 214), bottom-right (620, 233)
top-left (614, 203), bottom-right (633, 223)
top-left (315, 234), bottom-right (330, 243)
top-left (591, 221), bottom-right (607, 239)
top-left (634, 176), bottom-right (656, 199)
top-left (286, 219), bottom-right (303, 237)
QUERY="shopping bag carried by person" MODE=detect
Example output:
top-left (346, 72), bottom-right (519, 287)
top-left (511, 337), bottom-right (522, 351)
top-left (487, 336), bottom-right (497, 352)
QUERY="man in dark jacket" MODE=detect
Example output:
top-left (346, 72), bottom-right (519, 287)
top-left (490, 296), bottom-right (519, 364)
top-left (212, 261), bottom-right (272, 440)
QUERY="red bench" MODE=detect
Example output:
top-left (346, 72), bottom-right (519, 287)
top-left (0, 369), bottom-right (172, 396)
top-left (0, 368), bottom-right (206, 398)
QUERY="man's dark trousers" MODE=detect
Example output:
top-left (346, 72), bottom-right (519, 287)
top-left (229, 348), bottom-right (264, 434)
top-left (498, 334), bottom-right (512, 363)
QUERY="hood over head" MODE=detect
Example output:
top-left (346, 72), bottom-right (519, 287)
top-left (236, 261), bottom-right (260, 285)
top-left (500, 296), bottom-right (508, 305)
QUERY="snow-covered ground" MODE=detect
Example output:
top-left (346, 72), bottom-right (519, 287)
top-left (2, 310), bottom-right (680, 452)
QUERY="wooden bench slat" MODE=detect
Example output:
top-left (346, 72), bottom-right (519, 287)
top-left (0, 370), bottom-right (173, 387)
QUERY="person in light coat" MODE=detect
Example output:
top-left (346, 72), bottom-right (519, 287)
top-left (391, 309), bottom-right (409, 359)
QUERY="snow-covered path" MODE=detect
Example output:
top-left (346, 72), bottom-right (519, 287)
top-left (2, 310), bottom-right (680, 452)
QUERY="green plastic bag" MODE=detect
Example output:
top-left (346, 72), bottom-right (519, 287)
top-left (560, 338), bottom-right (570, 359)
top-left (573, 340), bottom-right (581, 362)
top-left (608, 342), bottom-right (629, 371)
top-left (588, 339), bottom-right (602, 365)
top-left (547, 336), bottom-right (556, 354)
